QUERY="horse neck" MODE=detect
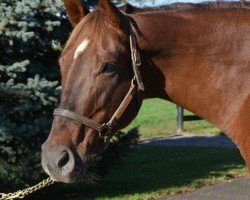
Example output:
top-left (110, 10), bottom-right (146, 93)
top-left (133, 10), bottom-right (250, 133)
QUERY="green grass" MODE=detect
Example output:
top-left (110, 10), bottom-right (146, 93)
top-left (32, 146), bottom-right (247, 200)
top-left (124, 98), bottom-right (220, 139)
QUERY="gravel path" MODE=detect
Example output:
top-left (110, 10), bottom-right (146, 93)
top-left (140, 133), bottom-right (236, 148)
top-left (164, 176), bottom-right (250, 200)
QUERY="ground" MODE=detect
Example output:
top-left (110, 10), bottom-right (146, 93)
top-left (166, 176), bottom-right (250, 200)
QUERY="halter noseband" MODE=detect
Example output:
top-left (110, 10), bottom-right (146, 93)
top-left (53, 22), bottom-right (144, 143)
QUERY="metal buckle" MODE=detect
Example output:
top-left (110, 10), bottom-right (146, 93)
top-left (132, 50), bottom-right (141, 67)
top-left (99, 123), bottom-right (112, 143)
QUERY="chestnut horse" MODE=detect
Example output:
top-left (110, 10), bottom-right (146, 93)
top-left (42, 0), bottom-right (250, 183)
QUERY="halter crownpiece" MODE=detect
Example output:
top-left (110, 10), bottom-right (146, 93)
top-left (53, 21), bottom-right (144, 143)
top-left (129, 22), bottom-right (145, 91)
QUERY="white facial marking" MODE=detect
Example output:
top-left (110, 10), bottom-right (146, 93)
top-left (74, 39), bottom-right (90, 59)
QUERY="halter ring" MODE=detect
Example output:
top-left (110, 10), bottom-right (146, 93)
top-left (99, 123), bottom-right (112, 143)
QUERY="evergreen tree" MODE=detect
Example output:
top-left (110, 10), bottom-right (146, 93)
top-left (0, 0), bottom-right (71, 190)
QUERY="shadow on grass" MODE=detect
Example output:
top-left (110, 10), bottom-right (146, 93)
top-left (27, 146), bottom-right (246, 200)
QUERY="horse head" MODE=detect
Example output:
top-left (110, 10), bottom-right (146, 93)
top-left (41, 0), bottom-right (143, 183)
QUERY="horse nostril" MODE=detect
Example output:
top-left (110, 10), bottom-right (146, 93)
top-left (58, 150), bottom-right (69, 168)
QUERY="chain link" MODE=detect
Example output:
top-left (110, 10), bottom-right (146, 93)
top-left (0, 177), bottom-right (54, 200)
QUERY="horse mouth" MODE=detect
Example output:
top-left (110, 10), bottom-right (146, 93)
top-left (61, 155), bottom-right (98, 184)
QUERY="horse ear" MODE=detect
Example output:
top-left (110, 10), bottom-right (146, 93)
top-left (64, 0), bottom-right (90, 26)
top-left (120, 3), bottom-right (136, 14)
top-left (99, 0), bottom-right (123, 28)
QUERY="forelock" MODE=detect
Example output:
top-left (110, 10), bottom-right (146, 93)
top-left (61, 9), bottom-right (108, 58)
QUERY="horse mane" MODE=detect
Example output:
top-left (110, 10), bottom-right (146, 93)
top-left (122, 1), bottom-right (250, 14)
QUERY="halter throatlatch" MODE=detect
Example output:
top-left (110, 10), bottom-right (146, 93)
top-left (53, 21), bottom-right (144, 143)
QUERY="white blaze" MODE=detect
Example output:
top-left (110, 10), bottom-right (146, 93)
top-left (74, 39), bottom-right (90, 59)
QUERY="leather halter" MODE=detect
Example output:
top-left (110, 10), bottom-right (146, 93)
top-left (53, 22), bottom-right (144, 143)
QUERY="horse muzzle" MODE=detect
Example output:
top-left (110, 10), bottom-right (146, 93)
top-left (41, 142), bottom-right (85, 183)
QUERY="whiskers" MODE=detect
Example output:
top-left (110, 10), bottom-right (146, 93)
top-left (79, 154), bottom-right (101, 184)
top-left (81, 172), bottom-right (100, 184)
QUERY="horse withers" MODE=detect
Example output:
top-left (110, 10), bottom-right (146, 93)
top-left (41, 0), bottom-right (250, 183)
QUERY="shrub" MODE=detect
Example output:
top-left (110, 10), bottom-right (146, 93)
top-left (0, 0), bottom-right (71, 191)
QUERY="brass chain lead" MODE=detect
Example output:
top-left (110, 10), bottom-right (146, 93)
top-left (0, 177), bottom-right (54, 200)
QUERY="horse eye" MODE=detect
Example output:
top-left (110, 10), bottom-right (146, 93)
top-left (101, 62), bottom-right (116, 75)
